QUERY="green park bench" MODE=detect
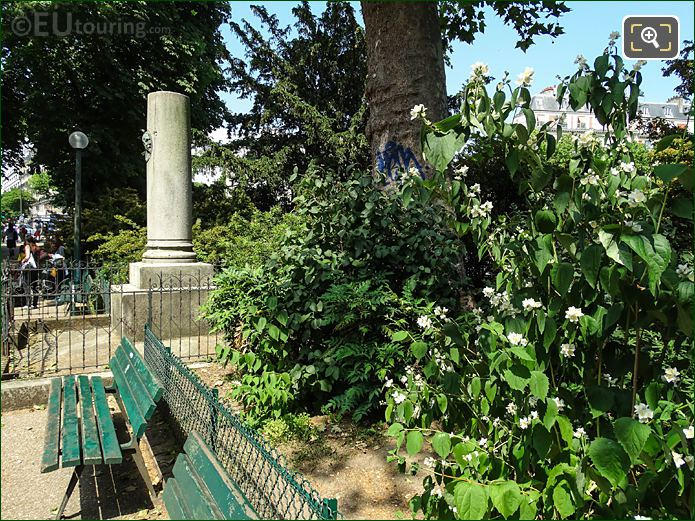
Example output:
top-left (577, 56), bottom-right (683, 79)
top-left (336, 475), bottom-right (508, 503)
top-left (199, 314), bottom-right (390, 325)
top-left (41, 336), bottom-right (163, 520)
top-left (162, 430), bottom-right (258, 519)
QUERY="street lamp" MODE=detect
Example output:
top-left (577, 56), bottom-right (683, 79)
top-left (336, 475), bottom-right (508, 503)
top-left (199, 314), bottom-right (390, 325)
top-left (68, 131), bottom-right (88, 275)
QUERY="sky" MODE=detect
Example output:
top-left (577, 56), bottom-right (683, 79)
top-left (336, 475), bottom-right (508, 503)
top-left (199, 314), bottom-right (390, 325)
top-left (217, 0), bottom-right (694, 124)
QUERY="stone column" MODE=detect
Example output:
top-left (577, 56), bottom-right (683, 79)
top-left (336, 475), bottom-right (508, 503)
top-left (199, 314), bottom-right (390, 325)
top-left (143, 91), bottom-right (196, 263)
top-left (111, 91), bottom-right (214, 341)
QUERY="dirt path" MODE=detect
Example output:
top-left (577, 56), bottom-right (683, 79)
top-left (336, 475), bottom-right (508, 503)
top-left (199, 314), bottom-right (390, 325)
top-left (194, 364), bottom-right (428, 520)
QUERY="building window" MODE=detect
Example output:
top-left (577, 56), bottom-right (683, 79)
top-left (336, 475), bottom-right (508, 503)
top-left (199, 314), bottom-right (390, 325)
top-left (664, 106), bottom-right (673, 117)
top-left (577, 117), bottom-right (587, 129)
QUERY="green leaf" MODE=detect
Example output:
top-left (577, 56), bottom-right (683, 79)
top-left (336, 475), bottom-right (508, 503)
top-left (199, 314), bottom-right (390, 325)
top-left (470, 377), bottom-right (481, 398)
top-left (432, 432), bottom-right (452, 459)
top-left (276, 310), bottom-right (289, 327)
top-left (386, 423), bottom-right (403, 437)
top-left (588, 438), bottom-right (630, 489)
top-left (504, 365), bottom-right (531, 391)
top-left (586, 385), bottom-right (614, 418)
top-left (406, 431), bottom-right (424, 455)
top-left (505, 148), bottom-right (520, 175)
top-left (580, 243), bottom-right (603, 288)
top-left (489, 481), bottom-right (522, 519)
top-left (454, 482), bottom-right (488, 520)
top-left (532, 423), bottom-right (552, 458)
top-left (268, 324), bottom-right (280, 341)
top-left (654, 134), bottom-right (678, 152)
top-left (551, 262), bottom-right (574, 295)
top-left (532, 234), bottom-right (554, 274)
top-left (613, 417), bottom-right (651, 464)
top-left (508, 345), bottom-right (535, 362)
top-left (437, 394), bottom-right (448, 414)
top-left (423, 130), bottom-right (466, 172)
top-left (543, 397), bottom-right (558, 430)
top-left (256, 316), bottom-right (267, 332)
top-left (410, 341), bottom-right (428, 359)
top-left (392, 330), bottom-right (408, 342)
top-left (644, 382), bottom-right (661, 411)
top-left (621, 234), bottom-right (670, 295)
top-left (529, 371), bottom-right (550, 400)
top-left (653, 163), bottom-right (688, 183)
top-left (518, 499), bottom-right (537, 520)
top-left (672, 196), bottom-right (693, 220)
top-left (556, 416), bottom-right (574, 446)
top-left (552, 481), bottom-right (576, 518)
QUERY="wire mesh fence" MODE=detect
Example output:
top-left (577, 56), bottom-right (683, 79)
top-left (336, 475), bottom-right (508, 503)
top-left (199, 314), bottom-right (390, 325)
top-left (1, 260), bottom-right (222, 378)
top-left (143, 324), bottom-right (339, 520)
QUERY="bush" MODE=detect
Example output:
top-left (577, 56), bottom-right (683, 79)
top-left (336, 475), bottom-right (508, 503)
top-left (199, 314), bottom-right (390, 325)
top-left (205, 167), bottom-right (464, 422)
top-left (382, 43), bottom-right (693, 520)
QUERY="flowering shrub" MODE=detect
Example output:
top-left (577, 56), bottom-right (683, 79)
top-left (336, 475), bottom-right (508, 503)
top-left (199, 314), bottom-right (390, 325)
top-left (384, 40), bottom-right (693, 519)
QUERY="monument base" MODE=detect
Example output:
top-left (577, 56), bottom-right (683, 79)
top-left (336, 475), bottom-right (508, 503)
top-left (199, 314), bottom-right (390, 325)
top-left (129, 261), bottom-right (214, 289)
top-left (110, 284), bottom-right (212, 341)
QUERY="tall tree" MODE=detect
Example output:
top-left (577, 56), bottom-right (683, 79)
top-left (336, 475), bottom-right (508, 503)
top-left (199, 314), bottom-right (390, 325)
top-left (195, 1), bottom-right (368, 210)
top-left (360, 0), bottom-right (569, 174)
top-left (1, 1), bottom-right (231, 207)
top-left (662, 40), bottom-right (694, 102)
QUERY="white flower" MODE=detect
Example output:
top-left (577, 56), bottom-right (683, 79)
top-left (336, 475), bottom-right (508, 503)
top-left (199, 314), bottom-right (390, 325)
top-left (685, 455), bottom-right (694, 470)
top-left (620, 161), bottom-right (636, 174)
top-left (469, 183), bottom-right (481, 194)
top-left (624, 220), bottom-right (642, 233)
top-left (529, 396), bottom-right (538, 407)
top-left (565, 306), bottom-right (584, 323)
top-left (392, 391), bottom-right (406, 405)
top-left (483, 287), bottom-right (495, 298)
top-left (423, 457), bottom-right (436, 468)
top-left (610, 167), bottom-right (620, 176)
top-left (471, 200), bottom-right (493, 218)
top-left (553, 398), bottom-right (565, 412)
top-left (519, 416), bottom-right (531, 429)
top-left (417, 315), bottom-right (433, 330)
top-left (672, 451), bottom-right (685, 468)
top-left (634, 516), bottom-right (652, 520)
top-left (478, 437), bottom-right (488, 447)
top-left (627, 189), bottom-right (646, 207)
top-left (530, 410), bottom-right (539, 420)
top-left (384, 378), bottom-right (393, 388)
top-left (434, 306), bottom-right (449, 319)
top-left (506, 402), bottom-right (517, 415)
top-left (582, 192), bottom-right (591, 201)
top-left (580, 171), bottom-right (600, 186)
top-left (454, 165), bottom-right (469, 180)
top-left (683, 425), bottom-right (694, 439)
top-left (522, 298), bottom-right (542, 312)
top-left (633, 59), bottom-right (647, 71)
top-left (574, 427), bottom-right (586, 438)
top-left (634, 403), bottom-right (654, 423)
top-left (609, 31), bottom-right (620, 41)
top-left (463, 453), bottom-right (473, 462)
top-left (615, 189), bottom-right (625, 198)
top-left (560, 343), bottom-right (576, 358)
top-left (492, 417), bottom-right (502, 428)
top-left (603, 373), bottom-right (618, 385)
top-left (507, 332), bottom-right (527, 347)
top-left (470, 61), bottom-right (490, 78)
top-left (410, 104), bottom-right (427, 121)
top-left (578, 130), bottom-right (597, 147)
top-left (662, 367), bottom-right (680, 384)
top-left (676, 263), bottom-right (694, 280)
top-left (574, 54), bottom-right (587, 68)
top-left (516, 66), bottom-right (534, 87)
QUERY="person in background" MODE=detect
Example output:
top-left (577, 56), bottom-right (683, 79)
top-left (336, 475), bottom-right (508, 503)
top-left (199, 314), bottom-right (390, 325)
top-left (5, 221), bottom-right (18, 257)
top-left (19, 226), bottom-right (27, 243)
top-left (21, 237), bottom-right (50, 308)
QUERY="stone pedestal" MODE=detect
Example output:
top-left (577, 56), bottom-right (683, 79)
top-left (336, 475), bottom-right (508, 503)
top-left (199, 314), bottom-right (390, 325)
top-left (110, 91), bottom-right (214, 341)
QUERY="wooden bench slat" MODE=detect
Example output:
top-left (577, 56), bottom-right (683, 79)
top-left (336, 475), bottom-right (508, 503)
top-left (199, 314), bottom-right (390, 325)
top-left (163, 477), bottom-right (190, 520)
top-left (172, 454), bottom-right (222, 520)
top-left (77, 375), bottom-right (103, 465)
top-left (61, 376), bottom-right (81, 467)
top-left (184, 431), bottom-right (258, 519)
top-left (121, 337), bottom-right (163, 402)
top-left (91, 376), bottom-right (122, 464)
top-left (40, 378), bottom-right (62, 473)
top-left (110, 356), bottom-right (147, 439)
top-left (114, 347), bottom-right (156, 420)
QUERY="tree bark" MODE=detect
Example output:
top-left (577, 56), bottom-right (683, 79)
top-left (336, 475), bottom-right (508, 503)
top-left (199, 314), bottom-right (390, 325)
top-left (361, 1), bottom-right (447, 179)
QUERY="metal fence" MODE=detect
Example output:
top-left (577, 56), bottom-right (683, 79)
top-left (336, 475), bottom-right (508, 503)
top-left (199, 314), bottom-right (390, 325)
top-left (1, 260), bottom-right (222, 379)
top-left (143, 324), bottom-right (339, 520)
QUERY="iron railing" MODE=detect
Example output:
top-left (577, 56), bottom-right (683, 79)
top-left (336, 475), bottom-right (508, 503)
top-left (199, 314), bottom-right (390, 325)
top-left (1, 261), bottom-right (222, 378)
top-left (143, 324), bottom-right (339, 520)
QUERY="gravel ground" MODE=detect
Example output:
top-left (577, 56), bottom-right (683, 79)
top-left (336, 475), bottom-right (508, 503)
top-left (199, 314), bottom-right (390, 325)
top-left (1, 407), bottom-right (174, 520)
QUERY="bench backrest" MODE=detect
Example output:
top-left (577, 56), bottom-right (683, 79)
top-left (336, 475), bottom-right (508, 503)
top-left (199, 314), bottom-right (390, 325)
top-left (110, 337), bottom-right (163, 439)
top-left (163, 431), bottom-right (258, 520)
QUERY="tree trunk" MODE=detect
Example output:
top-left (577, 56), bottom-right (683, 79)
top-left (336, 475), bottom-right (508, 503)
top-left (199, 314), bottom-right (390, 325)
top-left (361, 1), bottom-right (447, 179)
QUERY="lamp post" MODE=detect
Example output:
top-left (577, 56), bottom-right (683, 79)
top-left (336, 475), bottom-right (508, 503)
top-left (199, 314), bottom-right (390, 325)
top-left (68, 131), bottom-right (88, 278)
